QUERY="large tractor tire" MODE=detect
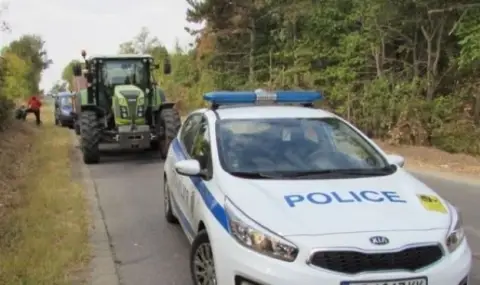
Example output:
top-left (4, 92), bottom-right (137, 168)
top-left (155, 108), bottom-right (181, 159)
top-left (74, 121), bottom-right (81, 135)
top-left (79, 111), bottom-right (101, 164)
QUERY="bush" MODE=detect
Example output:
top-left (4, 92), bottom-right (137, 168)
top-left (0, 95), bottom-right (14, 127)
top-left (0, 51), bottom-right (31, 128)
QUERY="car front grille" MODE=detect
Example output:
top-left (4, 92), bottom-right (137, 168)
top-left (308, 245), bottom-right (443, 274)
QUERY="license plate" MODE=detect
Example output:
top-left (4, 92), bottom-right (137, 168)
top-left (341, 277), bottom-right (427, 285)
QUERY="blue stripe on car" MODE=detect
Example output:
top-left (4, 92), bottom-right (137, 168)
top-left (170, 139), bottom-right (229, 232)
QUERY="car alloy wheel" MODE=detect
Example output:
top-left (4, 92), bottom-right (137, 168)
top-left (192, 243), bottom-right (217, 285)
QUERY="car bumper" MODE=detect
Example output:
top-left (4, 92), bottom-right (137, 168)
top-left (58, 114), bottom-right (74, 123)
top-left (212, 225), bottom-right (472, 285)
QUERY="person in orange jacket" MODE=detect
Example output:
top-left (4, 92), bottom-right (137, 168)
top-left (26, 95), bottom-right (42, 125)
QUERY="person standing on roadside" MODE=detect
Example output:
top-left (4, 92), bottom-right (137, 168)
top-left (26, 95), bottom-right (42, 125)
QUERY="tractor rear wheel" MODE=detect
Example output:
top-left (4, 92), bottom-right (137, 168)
top-left (80, 110), bottom-right (101, 164)
top-left (156, 108), bottom-right (181, 159)
top-left (74, 121), bottom-right (81, 135)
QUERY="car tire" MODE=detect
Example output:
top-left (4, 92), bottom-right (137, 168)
top-left (190, 230), bottom-right (217, 285)
top-left (163, 177), bottom-right (179, 224)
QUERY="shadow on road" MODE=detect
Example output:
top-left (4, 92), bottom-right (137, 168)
top-left (98, 147), bottom-right (163, 165)
top-left (73, 141), bottom-right (164, 165)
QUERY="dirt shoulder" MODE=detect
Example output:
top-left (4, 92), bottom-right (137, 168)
top-left (376, 140), bottom-right (480, 179)
top-left (0, 107), bottom-right (89, 284)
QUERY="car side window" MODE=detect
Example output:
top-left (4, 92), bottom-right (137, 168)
top-left (191, 118), bottom-right (212, 178)
top-left (180, 114), bottom-right (202, 156)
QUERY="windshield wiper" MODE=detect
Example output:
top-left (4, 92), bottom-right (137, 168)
top-left (229, 171), bottom-right (279, 179)
top-left (275, 166), bottom-right (395, 178)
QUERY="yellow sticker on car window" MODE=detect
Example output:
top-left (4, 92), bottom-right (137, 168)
top-left (417, 194), bottom-right (447, 213)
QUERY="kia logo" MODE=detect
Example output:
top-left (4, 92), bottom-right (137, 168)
top-left (369, 236), bottom-right (389, 245)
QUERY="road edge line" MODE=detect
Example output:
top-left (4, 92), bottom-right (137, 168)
top-left (73, 133), bottom-right (121, 285)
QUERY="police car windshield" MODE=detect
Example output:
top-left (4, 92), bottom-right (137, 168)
top-left (216, 118), bottom-right (393, 179)
top-left (101, 60), bottom-right (148, 87)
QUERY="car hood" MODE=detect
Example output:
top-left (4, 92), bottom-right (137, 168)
top-left (218, 170), bottom-right (451, 236)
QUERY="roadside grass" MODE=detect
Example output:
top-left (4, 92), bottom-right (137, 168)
top-left (0, 104), bottom-right (90, 284)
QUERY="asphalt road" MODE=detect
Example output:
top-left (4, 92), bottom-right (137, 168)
top-left (87, 146), bottom-right (480, 285)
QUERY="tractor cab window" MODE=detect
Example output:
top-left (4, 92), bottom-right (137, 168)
top-left (101, 60), bottom-right (148, 88)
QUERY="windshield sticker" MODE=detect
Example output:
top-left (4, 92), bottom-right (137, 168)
top-left (282, 129), bottom-right (291, 141)
top-left (284, 191), bottom-right (406, 207)
top-left (305, 127), bottom-right (318, 142)
top-left (223, 122), bottom-right (270, 134)
top-left (417, 194), bottom-right (447, 213)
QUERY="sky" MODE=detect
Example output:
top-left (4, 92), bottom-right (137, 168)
top-left (0, 0), bottom-right (199, 91)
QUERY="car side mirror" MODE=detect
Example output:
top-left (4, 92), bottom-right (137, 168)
top-left (385, 154), bottom-right (405, 167)
top-left (175, 160), bottom-right (201, 176)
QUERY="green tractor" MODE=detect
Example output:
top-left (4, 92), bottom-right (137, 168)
top-left (71, 51), bottom-right (181, 164)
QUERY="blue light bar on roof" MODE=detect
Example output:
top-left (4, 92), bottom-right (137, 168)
top-left (203, 89), bottom-right (322, 105)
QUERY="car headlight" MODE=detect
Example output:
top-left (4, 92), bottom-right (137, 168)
top-left (225, 198), bottom-right (298, 262)
top-left (446, 204), bottom-right (465, 253)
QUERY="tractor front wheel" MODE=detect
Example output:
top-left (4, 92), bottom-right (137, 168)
top-left (80, 111), bottom-right (101, 164)
top-left (74, 120), bottom-right (81, 135)
top-left (156, 108), bottom-right (181, 159)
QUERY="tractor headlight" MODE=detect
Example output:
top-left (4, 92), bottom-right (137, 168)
top-left (446, 204), bottom-right (465, 253)
top-left (120, 106), bottom-right (128, 118)
top-left (225, 198), bottom-right (298, 262)
top-left (137, 106), bottom-right (144, 117)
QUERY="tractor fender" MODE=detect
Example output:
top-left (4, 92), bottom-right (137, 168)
top-left (81, 105), bottom-right (105, 117)
top-left (155, 102), bottom-right (176, 113)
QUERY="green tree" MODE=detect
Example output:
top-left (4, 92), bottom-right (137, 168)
top-left (61, 59), bottom-right (82, 91)
top-left (5, 35), bottom-right (52, 94)
top-left (0, 33), bottom-right (51, 125)
top-left (1, 51), bottom-right (29, 99)
top-left (456, 5), bottom-right (480, 125)
top-left (118, 27), bottom-right (168, 57)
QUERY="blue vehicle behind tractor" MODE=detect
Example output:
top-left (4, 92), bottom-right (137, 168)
top-left (54, 91), bottom-right (75, 130)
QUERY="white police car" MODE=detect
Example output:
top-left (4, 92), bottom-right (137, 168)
top-left (163, 90), bottom-right (471, 285)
